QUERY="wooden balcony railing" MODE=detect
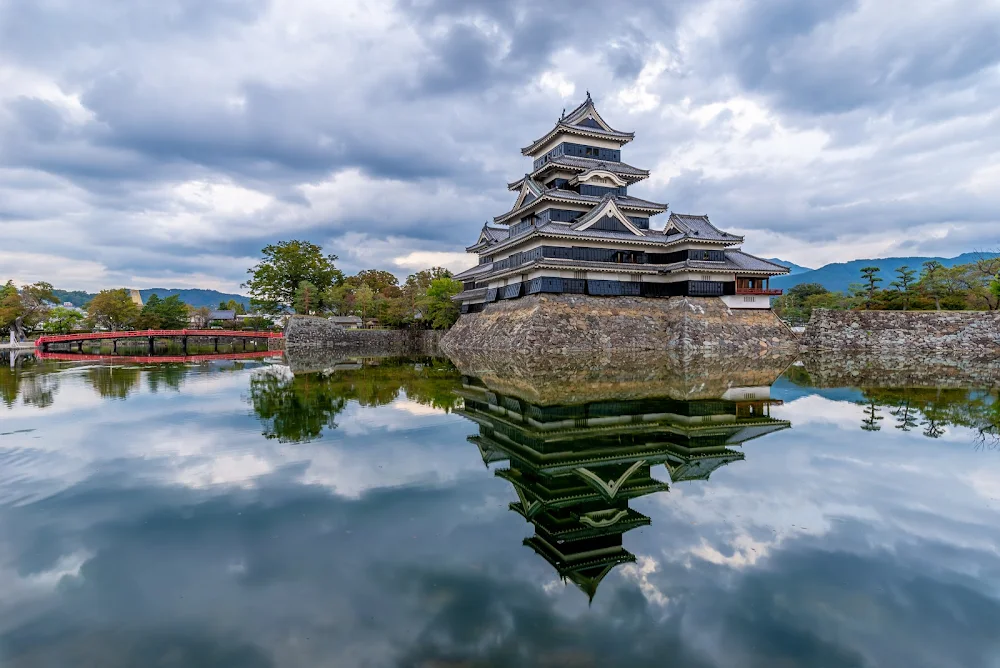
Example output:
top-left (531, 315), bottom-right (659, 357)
top-left (735, 287), bottom-right (783, 296)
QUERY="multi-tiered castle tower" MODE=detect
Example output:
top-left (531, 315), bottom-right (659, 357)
top-left (453, 94), bottom-right (789, 315)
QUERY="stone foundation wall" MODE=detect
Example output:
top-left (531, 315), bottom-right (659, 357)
top-left (284, 316), bottom-right (444, 356)
top-left (802, 309), bottom-right (1000, 357)
top-left (441, 294), bottom-right (797, 356)
top-left (800, 350), bottom-right (1000, 389)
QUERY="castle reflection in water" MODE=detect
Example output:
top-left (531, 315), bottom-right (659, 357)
top-left (456, 375), bottom-right (790, 600)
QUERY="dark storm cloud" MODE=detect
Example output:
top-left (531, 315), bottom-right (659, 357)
top-left (713, 0), bottom-right (1000, 115)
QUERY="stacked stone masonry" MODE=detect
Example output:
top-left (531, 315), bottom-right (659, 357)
top-left (802, 309), bottom-right (1000, 358)
top-left (284, 316), bottom-right (444, 356)
top-left (441, 294), bottom-right (797, 356)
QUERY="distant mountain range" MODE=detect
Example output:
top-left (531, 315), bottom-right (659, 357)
top-left (766, 258), bottom-right (812, 275)
top-left (52, 288), bottom-right (251, 309)
top-left (770, 252), bottom-right (999, 293)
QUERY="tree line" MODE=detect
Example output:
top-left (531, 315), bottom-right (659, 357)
top-left (2, 239), bottom-right (465, 336)
top-left (243, 240), bottom-right (463, 329)
top-left (774, 255), bottom-right (1000, 325)
top-left (1, 281), bottom-right (268, 336)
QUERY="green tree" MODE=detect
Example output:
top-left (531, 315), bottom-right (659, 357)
top-left (87, 289), bottom-right (140, 331)
top-left (321, 284), bottom-right (354, 316)
top-left (135, 294), bottom-right (164, 329)
top-left (918, 261), bottom-right (947, 310)
top-left (155, 295), bottom-right (190, 329)
top-left (771, 283), bottom-right (851, 325)
top-left (889, 265), bottom-right (916, 311)
top-left (293, 280), bottom-right (320, 315)
top-left (421, 277), bottom-right (462, 329)
top-left (244, 240), bottom-right (344, 314)
top-left (42, 306), bottom-right (85, 334)
top-left (354, 284), bottom-right (376, 320)
top-left (218, 299), bottom-right (247, 315)
top-left (859, 266), bottom-right (883, 310)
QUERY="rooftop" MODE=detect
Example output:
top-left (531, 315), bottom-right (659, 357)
top-left (521, 94), bottom-right (635, 156)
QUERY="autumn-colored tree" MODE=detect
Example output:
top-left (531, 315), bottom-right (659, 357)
top-left (1, 281), bottom-right (57, 335)
top-left (87, 289), bottom-right (140, 331)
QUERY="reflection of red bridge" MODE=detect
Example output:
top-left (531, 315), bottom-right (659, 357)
top-left (35, 329), bottom-right (283, 353)
top-left (36, 350), bottom-right (283, 363)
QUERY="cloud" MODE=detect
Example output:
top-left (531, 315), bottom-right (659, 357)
top-left (0, 0), bottom-right (998, 289)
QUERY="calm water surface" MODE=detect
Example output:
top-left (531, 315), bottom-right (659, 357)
top-left (1, 352), bottom-right (999, 667)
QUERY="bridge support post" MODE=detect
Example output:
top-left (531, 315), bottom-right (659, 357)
top-left (148, 337), bottom-right (154, 354)
top-left (113, 339), bottom-right (117, 353)
top-left (214, 337), bottom-right (219, 353)
top-left (77, 341), bottom-right (83, 353)
top-left (182, 337), bottom-right (188, 354)
top-left (241, 338), bottom-right (246, 352)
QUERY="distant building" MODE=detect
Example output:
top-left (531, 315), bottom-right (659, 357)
top-left (129, 289), bottom-right (143, 307)
top-left (453, 93), bottom-right (789, 313)
top-left (208, 310), bottom-right (236, 322)
top-left (328, 315), bottom-right (362, 328)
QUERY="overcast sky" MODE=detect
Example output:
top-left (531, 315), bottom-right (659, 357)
top-left (2, 0), bottom-right (999, 293)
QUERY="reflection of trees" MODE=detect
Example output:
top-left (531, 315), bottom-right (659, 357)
top-left (249, 369), bottom-right (349, 443)
top-left (861, 388), bottom-right (1000, 446)
top-left (146, 364), bottom-right (187, 393)
top-left (859, 400), bottom-right (883, 432)
top-left (86, 367), bottom-right (142, 400)
top-left (248, 358), bottom-right (462, 443)
top-left (1, 357), bottom-right (58, 408)
top-left (0, 364), bottom-right (19, 407)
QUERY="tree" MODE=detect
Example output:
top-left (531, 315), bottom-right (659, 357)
top-left (189, 305), bottom-right (213, 328)
top-left (354, 284), bottom-right (376, 320)
top-left (321, 283), bottom-right (354, 316)
top-left (354, 269), bottom-right (399, 293)
top-left (421, 276), bottom-right (462, 329)
top-left (859, 266), bottom-right (882, 310)
top-left (218, 299), bottom-right (247, 316)
top-left (919, 261), bottom-right (946, 310)
top-left (889, 265), bottom-right (916, 311)
top-left (244, 240), bottom-right (344, 313)
top-left (772, 283), bottom-right (849, 325)
top-left (86, 289), bottom-right (140, 331)
top-left (42, 307), bottom-right (85, 334)
top-left (1, 281), bottom-right (57, 336)
top-left (293, 281), bottom-right (320, 315)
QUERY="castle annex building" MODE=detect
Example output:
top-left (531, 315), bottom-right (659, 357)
top-left (453, 94), bottom-right (789, 313)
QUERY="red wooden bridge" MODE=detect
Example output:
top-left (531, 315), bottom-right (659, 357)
top-left (35, 329), bottom-right (283, 353)
top-left (35, 350), bottom-right (283, 363)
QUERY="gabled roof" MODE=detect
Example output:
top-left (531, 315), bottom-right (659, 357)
top-left (512, 176), bottom-right (545, 209)
top-left (494, 188), bottom-right (667, 225)
top-left (562, 92), bottom-right (624, 134)
top-left (465, 224), bottom-right (510, 252)
top-left (509, 156), bottom-right (650, 190)
top-left (570, 195), bottom-right (646, 237)
top-left (665, 213), bottom-right (743, 242)
top-left (521, 94), bottom-right (635, 156)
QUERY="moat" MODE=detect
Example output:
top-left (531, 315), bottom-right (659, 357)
top-left (1, 351), bottom-right (999, 666)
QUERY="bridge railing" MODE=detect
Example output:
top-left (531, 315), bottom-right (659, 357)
top-left (35, 329), bottom-right (284, 346)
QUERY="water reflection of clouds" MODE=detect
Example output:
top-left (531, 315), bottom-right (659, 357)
top-left (3, 364), bottom-right (1000, 665)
